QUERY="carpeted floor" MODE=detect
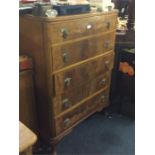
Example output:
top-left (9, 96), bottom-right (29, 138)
top-left (56, 112), bottom-right (135, 155)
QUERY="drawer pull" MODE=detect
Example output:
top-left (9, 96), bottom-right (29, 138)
top-left (64, 77), bottom-right (72, 87)
top-left (100, 78), bottom-right (106, 85)
top-left (104, 41), bottom-right (110, 49)
top-left (86, 24), bottom-right (92, 30)
top-left (62, 52), bottom-right (69, 63)
top-left (101, 95), bottom-right (105, 101)
top-left (62, 98), bottom-right (70, 109)
top-left (105, 60), bottom-right (110, 70)
top-left (105, 21), bottom-right (111, 29)
top-left (61, 28), bottom-right (69, 39)
top-left (63, 118), bottom-right (70, 127)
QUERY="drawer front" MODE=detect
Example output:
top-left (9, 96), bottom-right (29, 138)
top-left (55, 88), bottom-right (109, 135)
top-left (53, 71), bottom-right (111, 115)
top-left (46, 14), bottom-right (117, 44)
top-left (96, 13), bottom-right (117, 33)
top-left (52, 32), bottom-right (115, 71)
top-left (54, 52), bottom-right (114, 95)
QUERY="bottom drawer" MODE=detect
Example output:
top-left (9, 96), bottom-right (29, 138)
top-left (55, 88), bottom-right (109, 135)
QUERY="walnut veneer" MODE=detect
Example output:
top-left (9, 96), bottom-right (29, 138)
top-left (19, 10), bottom-right (118, 153)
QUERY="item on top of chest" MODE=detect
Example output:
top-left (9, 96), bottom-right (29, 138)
top-left (50, 0), bottom-right (89, 5)
top-left (53, 4), bottom-right (90, 15)
top-left (89, 0), bottom-right (114, 12)
top-left (32, 2), bottom-right (58, 17)
top-left (67, 0), bottom-right (89, 5)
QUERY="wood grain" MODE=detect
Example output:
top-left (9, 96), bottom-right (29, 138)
top-left (19, 17), bottom-right (55, 138)
top-left (46, 13), bottom-right (117, 44)
top-left (22, 10), bottom-right (118, 22)
top-left (55, 87), bottom-right (109, 135)
top-left (54, 51), bottom-right (114, 95)
top-left (19, 11), bottom-right (117, 147)
top-left (52, 32), bottom-right (115, 71)
top-left (53, 71), bottom-right (111, 115)
top-left (19, 122), bottom-right (37, 153)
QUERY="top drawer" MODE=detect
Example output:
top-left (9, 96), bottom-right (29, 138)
top-left (46, 14), bottom-right (117, 44)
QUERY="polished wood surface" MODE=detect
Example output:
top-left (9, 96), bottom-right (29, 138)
top-left (52, 32), bottom-right (115, 71)
top-left (23, 10), bottom-right (118, 22)
top-left (19, 122), bottom-right (37, 153)
top-left (20, 17), bottom-right (55, 139)
top-left (46, 13), bottom-right (117, 44)
top-left (54, 52), bottom-right (114, 95)
top-left (19, 11), bottom-right (117, 150)
top-left (55, 87), bottom-right (109, 135)
top-left (53, 71), bottom-right (111, 115)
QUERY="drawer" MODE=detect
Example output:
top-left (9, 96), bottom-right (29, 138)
top-left (54, 52), bottom-right (114, 95)
top-left (53, 71), bottom-right (111, 115)
top-left (55, 88), bottom-right (109, 135)
top-left (52, 32), bottom-right (115, 71)
top-left (46, 14), bottom-right (117, 44)
top-left (96, 13), bottom-right (117, 33)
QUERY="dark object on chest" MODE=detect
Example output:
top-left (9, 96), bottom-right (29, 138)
top-left (53, 4), bottom-right (90, 16)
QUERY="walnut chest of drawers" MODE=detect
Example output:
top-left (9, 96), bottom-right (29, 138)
top-left (19, 11), bottom-right (118, 147)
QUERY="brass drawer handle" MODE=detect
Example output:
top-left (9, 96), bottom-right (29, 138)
top-left (86, 24), bottom-right (93, 30)
top-left (61, 28), bottom-right (69, 39)
top-left (101, 95), bottom-right (105, 102)
top-left (105, 60), bottom-right (110, 70)
top-left (63, 118), bottom-right (70, 127)
top-left (105, 60), bottom-right (110, 64)
top-left (105, 21), bottom-right (111, 29)
top-left (100, 78), bottom-right (106, 85)
top-left (62, 98), bottom-right (70, 109)
top-left (104, 41), bottom-right (110, 49)
top-left (64, 77), bottom-right (72, 87)
top-left (62, 52), bottom-right (69, 63)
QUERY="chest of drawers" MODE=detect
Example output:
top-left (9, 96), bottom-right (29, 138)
top-left (19, 11), bottom-right (117, 152)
